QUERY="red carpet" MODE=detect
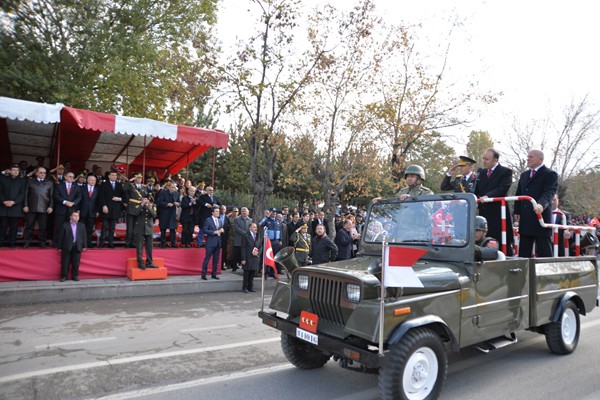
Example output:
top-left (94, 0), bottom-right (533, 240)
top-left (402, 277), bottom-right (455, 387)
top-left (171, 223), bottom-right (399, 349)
top-left (0, 248), bottom-right (221, 282)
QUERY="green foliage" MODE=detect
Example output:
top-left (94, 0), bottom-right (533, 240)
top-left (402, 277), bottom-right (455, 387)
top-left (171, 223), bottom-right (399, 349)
top-left (465, 130), bottom-right (494, 168)
top-left (0, 0), bottom-right (219, 122)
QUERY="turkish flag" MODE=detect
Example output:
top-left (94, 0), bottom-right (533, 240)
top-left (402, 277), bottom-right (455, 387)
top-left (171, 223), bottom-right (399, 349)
top-left (384, 246), bottom-right (428, 288)
top-left (264, 236), bottom-right (278, 280)
top-left (589, 217), bottom-right (600, 227)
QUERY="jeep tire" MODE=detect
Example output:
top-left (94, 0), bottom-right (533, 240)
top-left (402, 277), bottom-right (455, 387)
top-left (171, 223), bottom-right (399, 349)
top-left (545, 300), bottom-right (580, 355)
top-left (281, 333), bottom-right (330, 369)
top-left (379, 328), bottom-right (447, 400)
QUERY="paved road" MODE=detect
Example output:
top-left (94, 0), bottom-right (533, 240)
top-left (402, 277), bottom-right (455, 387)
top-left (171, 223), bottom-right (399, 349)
top-left (2, 292), bottom-right (600, 400)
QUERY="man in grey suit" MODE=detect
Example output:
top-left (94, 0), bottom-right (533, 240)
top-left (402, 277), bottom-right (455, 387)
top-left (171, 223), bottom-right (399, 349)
top-left (233, 207), bottom-right (252, 272)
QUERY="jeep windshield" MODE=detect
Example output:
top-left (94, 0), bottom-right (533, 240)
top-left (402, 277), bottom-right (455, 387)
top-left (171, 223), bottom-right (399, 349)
top-left (365, 198), bottom-right (470, 247)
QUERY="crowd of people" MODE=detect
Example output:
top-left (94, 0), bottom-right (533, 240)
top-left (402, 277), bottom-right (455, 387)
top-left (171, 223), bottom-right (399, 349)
top-left (2, 147), bottom-right (599, 284)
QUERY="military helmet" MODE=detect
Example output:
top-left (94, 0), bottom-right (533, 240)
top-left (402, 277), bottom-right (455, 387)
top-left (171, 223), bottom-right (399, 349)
top-left (475, 216), bottom-right (488, 231)
top-left (405, 165), bottom-right (426, 180)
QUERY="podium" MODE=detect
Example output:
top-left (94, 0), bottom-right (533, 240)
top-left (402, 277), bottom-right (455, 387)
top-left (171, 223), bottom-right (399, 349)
top-left (126, 258), bottom-right (168, 281)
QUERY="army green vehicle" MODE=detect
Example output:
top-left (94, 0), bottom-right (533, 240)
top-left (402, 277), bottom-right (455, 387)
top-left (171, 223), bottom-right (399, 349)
top-left (258, 193), bottom-right (599, 400)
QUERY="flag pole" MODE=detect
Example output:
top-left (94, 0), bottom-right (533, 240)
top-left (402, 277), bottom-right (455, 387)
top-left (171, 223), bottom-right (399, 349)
top-left (261, 228), bottom-right (268, 312)
top-left (379, 240), bottom-right (387, 355)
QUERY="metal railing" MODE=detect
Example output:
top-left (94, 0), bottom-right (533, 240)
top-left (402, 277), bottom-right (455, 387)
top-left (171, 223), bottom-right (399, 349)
top-left (478, 195), bottom-right (596, 256)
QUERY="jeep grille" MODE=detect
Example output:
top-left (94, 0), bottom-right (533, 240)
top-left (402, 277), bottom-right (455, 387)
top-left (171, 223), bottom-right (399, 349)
top-left (309, 276), bottom-right (345, 325)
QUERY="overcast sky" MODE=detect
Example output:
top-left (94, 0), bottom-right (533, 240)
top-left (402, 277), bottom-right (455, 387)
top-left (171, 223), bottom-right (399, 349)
top-left (216, 0), bottom-right (600, 158)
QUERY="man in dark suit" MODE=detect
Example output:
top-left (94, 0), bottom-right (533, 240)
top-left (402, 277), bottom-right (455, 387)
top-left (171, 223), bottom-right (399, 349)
top-left (79, 174), bottom-right (100, 247)
top-left (56, 210), bottom-right (87, 281)
top-left (201, 206), bottom-right (224, 280)
top-left (335, 219), bottom-right (354, 261)
top-left (53, 171), bottom-right (82, 246)
top-left (196, 186), bottom-right (220, 246)
top-left (310, 224), bottom-right (338, 265)
top-left (241, 222), bottom-right (261, 293)
top-left (157, 181), bottom-right (180, 248)
top-left (98, 170), bottom-right (124, 248)
top-left (513, 149), bottom-right (558, 257)
top-left (0, 163), bottom-right (26, 248)
top-left (473, 148), bottom-right (515, 256)
top-left (180, 186), bottom-right (198, 247)
top-left (441, 156), bottom-right (477, 193)
top-left (311, 210), bottom-right (329, 236)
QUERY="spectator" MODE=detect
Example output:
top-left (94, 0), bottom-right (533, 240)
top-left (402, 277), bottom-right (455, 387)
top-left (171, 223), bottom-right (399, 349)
top-left (196, 186), bottom-right (219, 247)
top-left (201, 206), bottom-right (224, 280)
top-left (311, 210), bottom-right (329, 236)
top-left (98, 170), bottom-right (123, 248)
top-left (551, 194), bottom-right (572, 256)
top-left (335, 219), bottom-right (354, 261)
top-left (287, 212), bottom-right (302, 242)
top-left (241, 222), bottom-right (261, 293)
top-left (157, 181), bottom-right (181, 248)
top-left (53, 171), bottom-right (82, 246)
top-left (220, 204), bottom-right (230, 270)
top-left (290, 223), bottom-right (311, 266)
top-left (55, 210), bottom-right (86, 282)
top-left (310, 224), bottom-right (338, 265)
top-left (233, 207), bottom-right (252, 272)
top-left (23, 167), bottom-right (54, 248)
top-left (225, 207), bottom-right (238, 269)
top-left (180, 186), bottom-right (198, 248)
top-left (0, 163), bottom-right (26, 248)
top-left (79, 174), bottom-right (100, 248)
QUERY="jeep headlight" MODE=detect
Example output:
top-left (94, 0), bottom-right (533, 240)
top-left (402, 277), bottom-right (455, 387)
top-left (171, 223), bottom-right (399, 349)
top-left (297, 274), bottom-right (309, 290)
top-left (346, 283), bottom-right (361, 302)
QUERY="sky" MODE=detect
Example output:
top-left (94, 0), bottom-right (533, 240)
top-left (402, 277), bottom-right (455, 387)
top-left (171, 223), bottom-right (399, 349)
top-left (215, 0), bottom-right (600, 160)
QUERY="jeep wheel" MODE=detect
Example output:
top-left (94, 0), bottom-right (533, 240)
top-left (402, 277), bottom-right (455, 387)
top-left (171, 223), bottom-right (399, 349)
top-left (281, 333), bottom-right (330, 369)
top-left (379, 328), bottom-right (447, 400)
top-left (545, 300), bottom-right (580, 355)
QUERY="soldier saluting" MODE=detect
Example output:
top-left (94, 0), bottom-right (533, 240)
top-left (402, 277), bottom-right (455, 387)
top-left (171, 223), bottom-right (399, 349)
top-left (441, 155), bottom-right (477, 193)
top-left (135, 196), bottom-right (159, 270)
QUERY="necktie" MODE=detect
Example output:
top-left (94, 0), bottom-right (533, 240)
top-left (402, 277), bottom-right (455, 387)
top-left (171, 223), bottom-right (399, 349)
top-left (89, 187), bottom-right (93, 198)
top-left (111, 181), bottom-right (115, 190)
top-left (214, 217), bottom-right (219, 229)
top-left (530, 169), bottom-right (536, 178)
top-left (487, 169), bottom-right (492, 178)
top-left (252, 232), bottom-right (255, 241)
top-left (67, 183), bottom-right (71, 195)
top-left (210, 195), bottom-right (213, 202)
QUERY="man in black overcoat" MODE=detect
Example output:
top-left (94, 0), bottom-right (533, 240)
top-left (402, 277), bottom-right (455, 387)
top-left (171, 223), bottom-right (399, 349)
top-left (98, 170), bottom-right (124, 248)
top-left (241, 222), bottom-right (262, 293)
top-left (513, 149), bottom-right (558, 258)
top-left (53, 171), bottom-right (82, 246)
top-left (473, 148), bottom-right (515, 256)
top-left (0, 164), bottom-right (26, 248)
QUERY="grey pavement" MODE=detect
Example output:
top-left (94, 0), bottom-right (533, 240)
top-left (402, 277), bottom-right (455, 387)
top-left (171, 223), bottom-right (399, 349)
top-left (0, 270), bottom-right (285, 306)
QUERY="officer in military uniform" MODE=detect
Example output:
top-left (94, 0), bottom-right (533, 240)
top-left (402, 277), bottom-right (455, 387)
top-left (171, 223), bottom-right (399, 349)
top-left (135, 196), bottom-right (159, 269)
top-left (397, 165), bottom-right (434, 200)
top-left (145, 177), bottom-right (157, 203)
top-left (289, 223), bottom-right (311, 266)
top-left (122, 172), bottom-right (147, 248)
top-left (441, 156), bottom-right (477, 193)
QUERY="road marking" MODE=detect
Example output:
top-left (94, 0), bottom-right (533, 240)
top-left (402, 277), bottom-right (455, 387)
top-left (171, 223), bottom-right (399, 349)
top-left (91, 363), bottom-right (295, 400)
top-left (0, 336), bottom-right (280, 384)
top-left (180, 324), bottom-right (239, 333)
top-left (34, 337), bottom-right (117, 349)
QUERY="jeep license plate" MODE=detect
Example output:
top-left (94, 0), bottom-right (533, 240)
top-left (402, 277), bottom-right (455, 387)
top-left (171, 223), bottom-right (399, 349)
top-left (296, 327), bottom-right (318, 345)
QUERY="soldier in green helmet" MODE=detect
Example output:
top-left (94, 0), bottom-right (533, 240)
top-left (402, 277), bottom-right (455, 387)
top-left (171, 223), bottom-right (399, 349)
top-left (397, 165), bottom-right (434, 200)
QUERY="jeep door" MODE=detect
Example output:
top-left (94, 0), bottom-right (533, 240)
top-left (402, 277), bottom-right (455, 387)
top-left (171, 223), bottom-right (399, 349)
top-left (473, 258), bottom-right (529, 337)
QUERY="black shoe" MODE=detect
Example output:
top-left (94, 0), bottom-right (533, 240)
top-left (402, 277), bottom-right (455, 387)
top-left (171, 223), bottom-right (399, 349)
top-left (248, 289), bottom-right (256, 292)
top-left (72, 277), bottom-right (79, 281)
top-left (138, 264), bottom-right (146, 270)
top-left (24, 242), bottom-right (30, 248)
top-left (146, 264), bottom-right (159, 269)
top-left (60, 278), bottom-right (66, 282)
top-left (201, 276), bottom-right (207, 280)
top-left (242, 289), bottom-right (249, 293)
top-left (212, 276), bottom-right (219, 280)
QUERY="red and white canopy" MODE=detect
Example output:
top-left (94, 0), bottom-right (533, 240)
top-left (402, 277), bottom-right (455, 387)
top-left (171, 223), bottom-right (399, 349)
top-left (0, 96), bottom-right (229, 175)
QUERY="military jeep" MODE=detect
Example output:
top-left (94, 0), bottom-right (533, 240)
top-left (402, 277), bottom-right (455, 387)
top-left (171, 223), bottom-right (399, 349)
top-left (259, 193), bottom-right (598, 400)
